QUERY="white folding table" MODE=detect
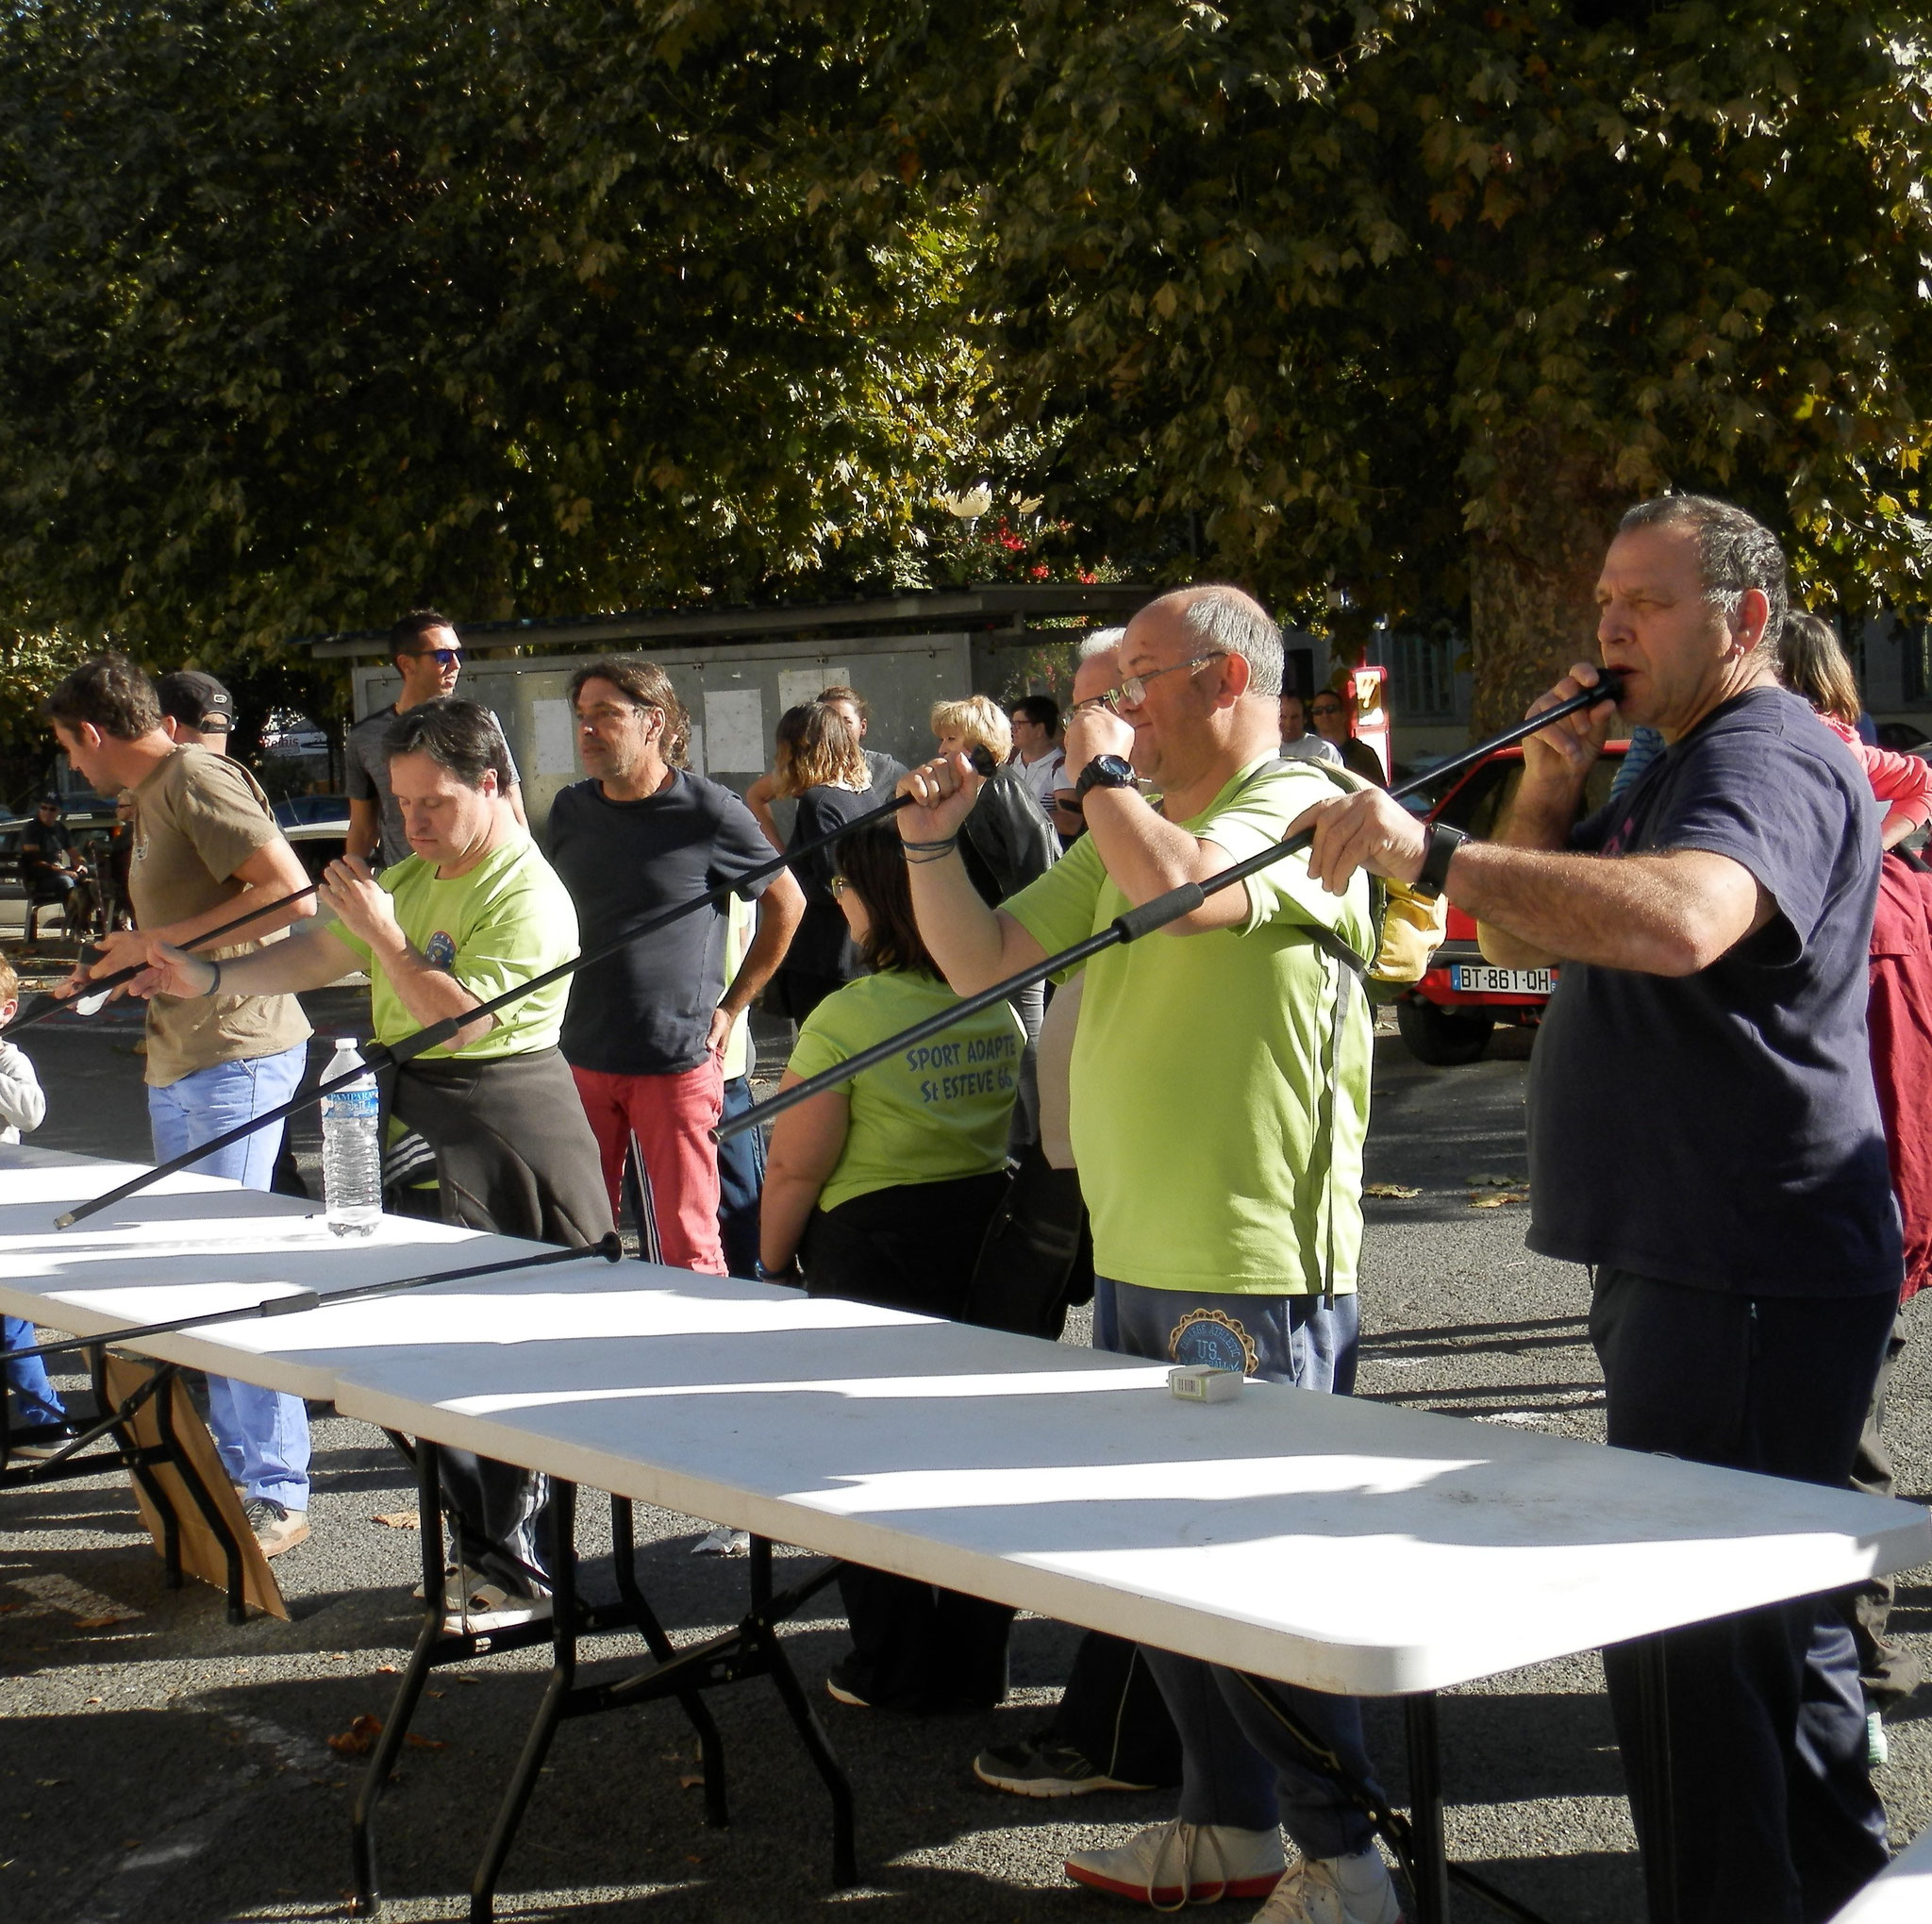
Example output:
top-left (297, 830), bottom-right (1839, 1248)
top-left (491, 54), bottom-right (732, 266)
top-left (5, 1145), bottom-right (1928, 1924)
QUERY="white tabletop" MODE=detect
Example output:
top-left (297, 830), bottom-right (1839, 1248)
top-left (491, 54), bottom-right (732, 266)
top-left (9, 1146), bottom-right (1928, 1698)
top-left (1831, 1822), bottom-right (1932, 1923)
top-left (0, 1146), bottom-right (527, 1398)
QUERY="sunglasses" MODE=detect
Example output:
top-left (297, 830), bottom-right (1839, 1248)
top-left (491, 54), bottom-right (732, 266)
top-left (829, 875), bottom-right (851, 899)
top-left (408, 647), bottom-right (463, 668)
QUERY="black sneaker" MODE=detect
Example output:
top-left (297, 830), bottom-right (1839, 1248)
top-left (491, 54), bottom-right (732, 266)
top-left (7, 1420), bottom-right (86, 1463)
top-left (825, 1656), bottom-right (875, 1708)
top-left (974, 1735), bottom-right (1157, 1798)
top-left (242, 1497), bottom-right (309, 1558)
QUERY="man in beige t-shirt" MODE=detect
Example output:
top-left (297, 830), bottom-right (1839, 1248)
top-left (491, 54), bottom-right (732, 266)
top-left (51, 654), bottom-right (318, 1558)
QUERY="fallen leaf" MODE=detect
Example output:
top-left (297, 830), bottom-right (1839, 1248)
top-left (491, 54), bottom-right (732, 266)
top-left (326, 1714), bottom-right (384, 1756)
top-left (74, 1614), bottom-right (132, 1630)
top-left (403, 1733), bottom-right (446, 1750)
top-left (1363, 1182), bottom-right (1421, 1199)
top-left (84, 1696), bottom-right (103, 1705)
top-left (1468, 1190), bottom-right (1528, 1209)
top-left (0, 1602), bottom-right (22, 1614)
top-left (677, 1773), bottom-right (704, 1789)
top-left (425, 1689), bottom-right (444, 1698)
top-left (375, 1663), bottom-right (399, 1675)
top-left (372, 1512), bottom-right (419, 1531)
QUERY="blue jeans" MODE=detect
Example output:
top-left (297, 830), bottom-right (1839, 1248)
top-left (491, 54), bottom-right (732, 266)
top-left (716, 1075), bottom-right (765, 1280)
top-left (4, 1315), bottom-right (66, 1427)
top-left (1093, 1277), bottom-right (1382, 1859)
top-left (148, 1045), bottom-right (311, 1509)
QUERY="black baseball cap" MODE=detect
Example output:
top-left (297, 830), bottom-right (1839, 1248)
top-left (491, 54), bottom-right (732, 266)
top-left (157, 670), bottom-right (234, 731)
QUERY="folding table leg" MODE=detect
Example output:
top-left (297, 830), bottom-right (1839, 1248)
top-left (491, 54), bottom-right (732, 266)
top-left (1634, 1636), bottom-right (1678, 1924)
top-left (352, 1439), bottom-right (447, 1917)
top-left (152, 1366), bottom-right (247, 1624)
top-left (747, 1610), bottom-right (857, 1886)
top-left (471, 1481), bottom-right (581, 1923)
top-left (1403, 1693), bottom-right (1450, 1924)
top-left (610, 1496), bottom-right (728, 1827)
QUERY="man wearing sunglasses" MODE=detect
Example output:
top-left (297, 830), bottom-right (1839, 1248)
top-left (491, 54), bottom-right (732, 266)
top-left (898, 586), bottom-right (1398, 1924)
top-left (346, 609), bottom-right (526, 869)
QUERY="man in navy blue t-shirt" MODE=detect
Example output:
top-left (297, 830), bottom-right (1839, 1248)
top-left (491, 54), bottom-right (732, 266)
top-left (1294, 494), bottom-right (1899, 1924)
top-left (548, 658), bottom-right (802, 1273)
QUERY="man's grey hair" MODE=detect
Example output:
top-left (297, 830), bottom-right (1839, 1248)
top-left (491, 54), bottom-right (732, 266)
top-left (1078, 626), bottom-right (1125, 661)
top-left (1163, 585), bottom-right (1284, 697)
top-left (1619, 494), bottom-right (1789, 651)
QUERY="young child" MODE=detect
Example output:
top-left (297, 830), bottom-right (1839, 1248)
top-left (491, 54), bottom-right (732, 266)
top-left (0, 958), bottom-right (72, 1454)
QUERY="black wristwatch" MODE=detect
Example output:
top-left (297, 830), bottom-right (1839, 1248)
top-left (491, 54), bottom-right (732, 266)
top-left (1414, 823), bottom-right (1468, 898)
top-left (1074, 754), bottom-right (1137, 799)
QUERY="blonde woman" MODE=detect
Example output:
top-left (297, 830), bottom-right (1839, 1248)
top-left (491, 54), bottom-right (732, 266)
top-left (769, 702), bottom-right (872, 1022)
top-left (929, 695), bottom-right (1059, 905)
top-left (929, 695), bottom-right (1059, 1143)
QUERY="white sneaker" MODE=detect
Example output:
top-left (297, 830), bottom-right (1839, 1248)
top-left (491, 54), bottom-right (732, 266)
top-left (1064, 1820), bottom-right (1284, 1906)
top-left (1253, 1849), bottom-right (1404, 1924)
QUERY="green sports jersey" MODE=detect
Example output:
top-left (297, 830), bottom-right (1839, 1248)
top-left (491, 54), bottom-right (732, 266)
top-left (1004, 755), bottom-right (1374, 1297)
top-left (329, 834), bottom-right (579, 1061)
top-left (787, 968), bottom-right (1024, 1213)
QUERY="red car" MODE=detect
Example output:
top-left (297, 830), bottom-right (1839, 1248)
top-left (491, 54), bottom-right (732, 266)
top-left (1394, 739), bottom-right (1630, 1064)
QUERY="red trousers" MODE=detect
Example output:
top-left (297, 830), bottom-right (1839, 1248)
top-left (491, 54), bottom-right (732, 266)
top-left (570, 1060), bottom-right (727, 1275)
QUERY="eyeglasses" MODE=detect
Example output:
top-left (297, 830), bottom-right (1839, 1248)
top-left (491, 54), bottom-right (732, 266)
top-left (1090, 651), bottom-right (1226, 714)
top-left (408, 647), bottom-right (463, 668)
top-left (828, 875), bottom-right (850, 899)
top-left (1309, 698), bottom-right (1345, 716)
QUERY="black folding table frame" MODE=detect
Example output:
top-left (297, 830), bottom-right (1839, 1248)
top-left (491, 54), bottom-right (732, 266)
top-left (0, 1342), bottom-right (252, 1624)
top-left (350, 1435), bottom-right (856, 1923)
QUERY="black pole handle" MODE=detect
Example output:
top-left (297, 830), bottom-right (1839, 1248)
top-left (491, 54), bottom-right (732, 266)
top-left (0, 878), bottom-right (324, 1042)
top-left (8, 1230), bottom-right (623, 1363)
top-left (52, 748), bottom-right (1003, 1230)
top-left (716, 668), bottom-right (1623, 1143)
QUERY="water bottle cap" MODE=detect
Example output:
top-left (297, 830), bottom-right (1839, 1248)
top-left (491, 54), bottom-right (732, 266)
top-left (333, 1036), bottom-right (359, 1049)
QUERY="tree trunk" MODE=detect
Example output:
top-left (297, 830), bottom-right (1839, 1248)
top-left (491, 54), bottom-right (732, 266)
top-left (1466, 429), bottom-right (1627, 739)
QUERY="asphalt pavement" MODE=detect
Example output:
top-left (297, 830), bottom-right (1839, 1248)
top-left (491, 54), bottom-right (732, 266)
top-left (2, 1009), bottom-right (1927, 1924)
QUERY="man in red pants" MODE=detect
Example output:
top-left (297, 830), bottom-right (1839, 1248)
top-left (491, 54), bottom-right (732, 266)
top-left (548, 657), bottom-right (802, 1271)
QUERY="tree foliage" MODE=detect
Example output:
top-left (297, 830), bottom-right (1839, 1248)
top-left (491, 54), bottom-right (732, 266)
top-left (841, 0), bottom-right (1932, 722)
top-left (0, 0), bottom-right (985, 664)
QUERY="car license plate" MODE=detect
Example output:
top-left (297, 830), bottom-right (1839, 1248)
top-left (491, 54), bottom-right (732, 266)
top-left (1451, 964), bottom-right (1556, 995)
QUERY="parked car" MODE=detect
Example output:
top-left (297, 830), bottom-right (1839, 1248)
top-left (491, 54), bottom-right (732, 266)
top-left (1394, 740), bottom-right (1629, 1065)
top-left (274, 795), bottom-right (350, 880)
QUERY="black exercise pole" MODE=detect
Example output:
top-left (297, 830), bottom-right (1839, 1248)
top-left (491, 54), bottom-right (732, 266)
top-left (0, 878), bottom-right (325, 1041)
top-left (53, 750), bottom-right (1001, 1230)
top-left (7, 1232), bottom-right (623, 1364)
top-left (716, 670), bottom-right (1624, 1143)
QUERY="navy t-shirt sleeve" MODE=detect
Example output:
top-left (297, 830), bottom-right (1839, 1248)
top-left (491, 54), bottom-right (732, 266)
top-left (708, 788), bottom-right (777, 898)
top-left (1643, 728), bottom-right (1854, 957)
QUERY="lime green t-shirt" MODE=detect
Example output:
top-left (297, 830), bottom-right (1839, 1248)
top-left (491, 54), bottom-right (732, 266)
top-left (1004, 756), bottom-right (1374, 1297)
top-left (330, 834), bottom-right (580, 1061)
top-left (787, 969), bottom-right (1024, 1213)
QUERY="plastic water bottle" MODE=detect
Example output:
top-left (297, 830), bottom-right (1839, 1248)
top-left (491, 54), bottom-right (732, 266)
top-left (320, 1038), bottom-right (382, 1236)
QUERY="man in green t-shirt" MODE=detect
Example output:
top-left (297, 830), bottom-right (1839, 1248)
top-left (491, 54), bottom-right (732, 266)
top-left (898, 586), bottom-right (1398, 1924)
top-left (138, 698), bottom-right (611, 1637)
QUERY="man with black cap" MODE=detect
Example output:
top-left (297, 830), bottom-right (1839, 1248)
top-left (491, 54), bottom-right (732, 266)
top-left (157, 670), bottom-right (234, 756)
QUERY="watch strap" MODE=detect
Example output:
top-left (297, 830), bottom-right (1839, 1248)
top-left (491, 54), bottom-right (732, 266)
top-left (1074, 755), bottom-right (1136, 798)
top-left (1416, 823), bottom-right (1468, 898)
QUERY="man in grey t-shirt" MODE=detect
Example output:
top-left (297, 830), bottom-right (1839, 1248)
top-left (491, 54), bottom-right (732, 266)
top-left (345, 610), bottom-right (525, 867)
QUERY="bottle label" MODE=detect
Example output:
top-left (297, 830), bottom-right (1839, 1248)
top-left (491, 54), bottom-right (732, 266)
top-left (323, 1089), bottom-right (380, 1120)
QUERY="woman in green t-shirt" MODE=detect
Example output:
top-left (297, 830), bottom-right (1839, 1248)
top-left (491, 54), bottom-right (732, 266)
top-left (760, 818), bottom-right (1024, 1715)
